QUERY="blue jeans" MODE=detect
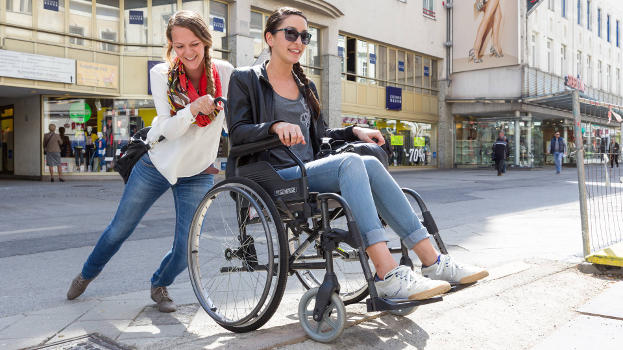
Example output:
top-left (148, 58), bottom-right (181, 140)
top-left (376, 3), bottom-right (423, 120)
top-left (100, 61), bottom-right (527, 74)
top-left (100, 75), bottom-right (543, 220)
top-left (278, 153), bottom-right (430, 248)
top-left (81, 154), bottom-right (214, 287)
top-left (554, 152), bottom-right (563, 173)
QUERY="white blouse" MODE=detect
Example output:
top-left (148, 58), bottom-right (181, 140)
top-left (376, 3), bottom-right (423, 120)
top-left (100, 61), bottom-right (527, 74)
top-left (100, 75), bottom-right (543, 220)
top-left (146, 59), bottom-right (234, 184)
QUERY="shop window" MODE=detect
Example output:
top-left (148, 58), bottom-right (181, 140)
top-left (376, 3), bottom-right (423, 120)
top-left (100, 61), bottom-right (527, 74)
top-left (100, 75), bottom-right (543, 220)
top-left (6, 0), bottom-right (33, 36)
top-left (43, 97), bottom-right (156, 174)
top-left (406, 53), bottom-right (414, 91)
top-left (423, 57), bottom-right (431, 90)
top-left (397, 51), bottom-right (406, 88)
top-left (431, 60), bottom-right (439, 95)
top-left (69, 25), bottom-right (86, 46)
top-left (376, 45), bottom-right (387, 87)
top-left (210, 0), bottom-right (228, 60)
top-left (388, 48), bottom-right (397, 84)
top-left (346, 37), bottom-right (356, 81)
top-left (0, 105), bottom-right (15, 175)
top-left (356, 40), bottom-right (368, 83)
top-left (250, 11), bottom-right (265, 58)
top-left (340, 116), bottom-right (436, 167)
top-left (305, 27), bottom-right (320, 76)
top-left (152, 0), bottom-right (177, 56)
top-left (97, 0), bottom-right (119, 52)
top-left (414, 55), bottom-right (422, 93)
top-left (367, 43), bottom-right (377, 85)
top-left (182, 0), bottom-right (204, 16)
top-left (7, 0), bottom-right (32, 13)
top-left (124, 0), bottom-right (148, 52)
top-left (338, 35), bottom-right (346, 77)
top-left (37, 0), bottom-right (65, 43)
top-left (69, 0), bottom-right (91, 47)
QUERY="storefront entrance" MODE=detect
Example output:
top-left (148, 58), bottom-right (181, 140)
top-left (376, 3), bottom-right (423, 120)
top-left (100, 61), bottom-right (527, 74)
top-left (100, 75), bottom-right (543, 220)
top-left (0, 105), bottom-right (14, 175)
top-left (342, 115), bottom-right (437, 167)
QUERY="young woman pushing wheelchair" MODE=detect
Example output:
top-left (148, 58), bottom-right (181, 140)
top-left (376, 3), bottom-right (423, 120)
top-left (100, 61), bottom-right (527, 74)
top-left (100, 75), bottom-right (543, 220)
top-left (227, 7), bottom-right (488, 302)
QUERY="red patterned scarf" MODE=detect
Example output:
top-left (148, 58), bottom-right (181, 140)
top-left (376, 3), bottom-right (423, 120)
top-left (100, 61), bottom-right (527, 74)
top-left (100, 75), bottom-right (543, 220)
top-left (167, 58), bottom-right (222, 127)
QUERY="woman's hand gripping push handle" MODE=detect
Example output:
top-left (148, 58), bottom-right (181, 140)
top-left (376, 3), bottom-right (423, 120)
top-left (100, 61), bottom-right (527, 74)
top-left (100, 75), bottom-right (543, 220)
top-left (189, 95), bottom-right (225, 117)
top-left (270, 122), bottom-right (306, 147)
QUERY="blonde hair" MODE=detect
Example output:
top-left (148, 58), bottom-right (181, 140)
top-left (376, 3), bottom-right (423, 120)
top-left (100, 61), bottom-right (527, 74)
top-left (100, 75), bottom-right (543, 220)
top-left (165, 10), bottom-right (215, 96)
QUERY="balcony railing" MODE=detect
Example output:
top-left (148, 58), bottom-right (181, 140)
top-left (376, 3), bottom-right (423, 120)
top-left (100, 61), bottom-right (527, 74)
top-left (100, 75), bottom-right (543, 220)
top-left (523, 66), bottom-right (623, 106)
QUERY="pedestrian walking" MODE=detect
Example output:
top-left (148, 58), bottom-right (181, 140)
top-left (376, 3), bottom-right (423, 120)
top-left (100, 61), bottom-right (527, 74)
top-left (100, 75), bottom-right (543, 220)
top-left (609, 138), bottom-right (620, 168)
top-left (492, 131), bottom-right (509, 176)
top-left (547, 131), bottom-right (567, 174)
top-left (66, 10), bottom-right (234, 313)
top-left (43, 124), bottom-right (64, 182)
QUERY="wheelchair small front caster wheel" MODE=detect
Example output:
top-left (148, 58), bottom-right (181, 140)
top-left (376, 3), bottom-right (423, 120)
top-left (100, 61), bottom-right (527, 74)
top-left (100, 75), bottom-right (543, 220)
top-left (388, 306), bottom-right (417, 316)
top-left (298, 287), bottom-right (346, 343)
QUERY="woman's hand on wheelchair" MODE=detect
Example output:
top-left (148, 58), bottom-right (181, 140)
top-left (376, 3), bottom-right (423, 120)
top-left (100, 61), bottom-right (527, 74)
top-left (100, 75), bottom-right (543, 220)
top-left (190, 94), bottom-right (222, 117)
top-left (353, 127), bottom-right (385, 146)
top-left (270, 122), bottom-right (306, 147)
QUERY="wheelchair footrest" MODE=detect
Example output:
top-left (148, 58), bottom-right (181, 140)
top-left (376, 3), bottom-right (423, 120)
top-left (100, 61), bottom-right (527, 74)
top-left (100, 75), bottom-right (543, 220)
top-left (366, 296), bottom-right (442, 312)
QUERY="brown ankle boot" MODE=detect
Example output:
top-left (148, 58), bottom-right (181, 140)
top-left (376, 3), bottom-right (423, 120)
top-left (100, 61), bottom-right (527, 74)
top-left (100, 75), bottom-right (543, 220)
top-left (151, 286), bottom-right (176, 313)
top-left (67, 274), bottom-right (94, 300)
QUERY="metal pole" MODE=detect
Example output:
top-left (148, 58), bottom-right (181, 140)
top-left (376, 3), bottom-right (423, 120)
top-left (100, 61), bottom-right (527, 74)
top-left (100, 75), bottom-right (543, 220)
top-left (573, 90), bottom-right (591, 258)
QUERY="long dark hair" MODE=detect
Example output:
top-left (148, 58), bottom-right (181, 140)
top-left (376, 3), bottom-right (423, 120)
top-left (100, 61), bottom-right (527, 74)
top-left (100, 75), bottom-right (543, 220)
top-left (264, 7), bottom-right (321, 118)
top-left (165, 10), bottom-right (215, 97)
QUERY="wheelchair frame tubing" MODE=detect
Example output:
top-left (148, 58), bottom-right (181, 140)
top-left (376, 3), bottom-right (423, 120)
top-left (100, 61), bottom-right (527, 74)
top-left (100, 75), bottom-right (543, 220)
top-left (401, 188), bottom-right (448, 255)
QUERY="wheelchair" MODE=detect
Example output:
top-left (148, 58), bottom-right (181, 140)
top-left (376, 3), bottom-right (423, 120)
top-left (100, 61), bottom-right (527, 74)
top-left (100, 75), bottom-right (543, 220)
top-left (186, 135), bottom-right (451, 342)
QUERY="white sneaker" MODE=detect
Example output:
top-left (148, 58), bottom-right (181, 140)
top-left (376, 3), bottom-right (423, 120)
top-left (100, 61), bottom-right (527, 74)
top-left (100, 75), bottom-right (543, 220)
top-left (421, 255), bottom-right (489, 284)
top-left (375, 265), bottom-right (451, 301)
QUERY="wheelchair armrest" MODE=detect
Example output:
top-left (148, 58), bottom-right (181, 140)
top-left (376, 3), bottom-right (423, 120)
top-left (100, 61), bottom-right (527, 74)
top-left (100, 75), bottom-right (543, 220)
top-left (229, 135), bottom-right (283, 158)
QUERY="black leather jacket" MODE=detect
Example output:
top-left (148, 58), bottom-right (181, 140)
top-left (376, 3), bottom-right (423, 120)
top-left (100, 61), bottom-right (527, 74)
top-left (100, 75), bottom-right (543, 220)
top-left (226, 61), bottom-right (359, 171)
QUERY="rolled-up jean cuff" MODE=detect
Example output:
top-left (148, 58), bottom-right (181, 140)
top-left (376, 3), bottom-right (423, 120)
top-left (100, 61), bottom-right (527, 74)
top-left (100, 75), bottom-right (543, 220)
top-left (360, 228), bottom-right (388, 248)
top-left (402, 227), bottom-right (431, 248)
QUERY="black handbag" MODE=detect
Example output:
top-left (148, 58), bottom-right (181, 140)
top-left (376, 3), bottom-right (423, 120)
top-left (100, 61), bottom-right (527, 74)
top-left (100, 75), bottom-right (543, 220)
top-left (317, 138), bottom-right (390, 169)
top-left (114, 127), bottom-right (165, 184)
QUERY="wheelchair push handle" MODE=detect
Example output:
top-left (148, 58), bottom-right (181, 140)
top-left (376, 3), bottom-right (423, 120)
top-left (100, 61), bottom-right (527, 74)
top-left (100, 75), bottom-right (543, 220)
top-left (229, 135), bottom-right (284, 158)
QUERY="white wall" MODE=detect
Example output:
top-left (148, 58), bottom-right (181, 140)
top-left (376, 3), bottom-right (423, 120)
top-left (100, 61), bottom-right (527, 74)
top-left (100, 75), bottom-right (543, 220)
top-left (529, 0), bottom-right (623, 95)
top-left (0, 96), bottom-right (42, 177)
top-left (449, 66), bottom-right (523, 99)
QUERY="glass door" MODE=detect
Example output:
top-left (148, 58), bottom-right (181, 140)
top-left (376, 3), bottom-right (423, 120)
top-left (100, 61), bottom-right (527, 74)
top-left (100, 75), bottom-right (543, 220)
top-left (0, 105), bottom-right (15, 174)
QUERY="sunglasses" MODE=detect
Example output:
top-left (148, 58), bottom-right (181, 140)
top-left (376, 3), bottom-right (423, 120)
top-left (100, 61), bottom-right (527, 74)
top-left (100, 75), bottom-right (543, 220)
top-left (272, 27), bottom-right (312, 45)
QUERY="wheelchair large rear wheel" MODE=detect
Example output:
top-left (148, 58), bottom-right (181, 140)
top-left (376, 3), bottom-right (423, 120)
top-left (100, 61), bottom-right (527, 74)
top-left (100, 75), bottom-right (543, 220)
top-left (188, 177), bottom-right (288, 333)
top-left (291, 207), bottom-right (369, 305)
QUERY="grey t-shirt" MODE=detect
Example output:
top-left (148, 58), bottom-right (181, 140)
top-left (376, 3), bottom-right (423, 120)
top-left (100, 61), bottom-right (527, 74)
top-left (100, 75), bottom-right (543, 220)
top-left (270, 91), bottom-right (314, 168)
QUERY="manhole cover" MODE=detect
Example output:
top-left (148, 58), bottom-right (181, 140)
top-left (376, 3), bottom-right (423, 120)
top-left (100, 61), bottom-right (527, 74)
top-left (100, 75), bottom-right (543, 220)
top-left (28, 333), bottom-right (132, 350)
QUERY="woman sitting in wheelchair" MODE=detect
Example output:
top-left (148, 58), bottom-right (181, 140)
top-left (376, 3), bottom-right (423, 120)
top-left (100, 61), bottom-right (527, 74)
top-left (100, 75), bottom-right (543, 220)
top-left (227, 7), bottom-right (488, 301)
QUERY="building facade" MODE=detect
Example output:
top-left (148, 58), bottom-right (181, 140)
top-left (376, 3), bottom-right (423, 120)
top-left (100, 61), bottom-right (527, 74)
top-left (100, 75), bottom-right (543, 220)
top-left (0, 0), bottom-right (448, 179)
top-left (448, 0), bottom-right (623, 169)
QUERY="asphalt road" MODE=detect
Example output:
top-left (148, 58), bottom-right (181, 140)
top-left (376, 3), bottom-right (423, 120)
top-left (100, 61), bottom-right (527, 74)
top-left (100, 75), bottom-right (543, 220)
top-left (0, 167), bottom-right (581, 317)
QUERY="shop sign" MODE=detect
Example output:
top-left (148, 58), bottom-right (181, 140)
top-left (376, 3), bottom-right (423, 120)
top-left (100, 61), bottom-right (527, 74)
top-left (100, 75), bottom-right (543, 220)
top-left (370, 53), bottom-right (376, 64)
top-left (408, 148), bottom-right (426, 163)
top-left (338, 46), bottom-right (344, 58)
top-left (43, 0), bottom-right (58, 11)
top-left (414, 136), bottom-right (425, 147)
top-left (398, 61), bottom-right (405, 72)
top-left (424, 66), bottom-right (430, 77)
top-left (386, 86), bottom-right (402, 110)
top-left (212, 16), bottom-right (225, 32)
top-left (129, 11), bottom-right (144, 25)
top-left (69, 102), bottom-right (92, 123)
top-left (0, 49), bottom-right (75, 84)
top-left (76, 61), bottom-right (118, 89)
top-left (564, 75), bottom-right (585, 92)
top-left (147, 60), bottom-right (164, 95)
top-left (390, 135), bottom-right (404, 146)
